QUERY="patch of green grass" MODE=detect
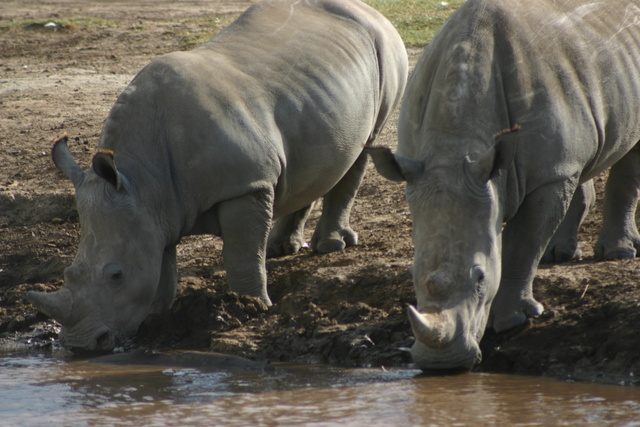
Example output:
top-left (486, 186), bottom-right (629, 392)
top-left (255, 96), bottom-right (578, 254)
top-left (369, 0), bottom-right (464, 48)
top-left (176, 13), bottom-right (242, 50)
top-left (175, 1), bottom-right (463, 50)
top-left (0, 2), bottom-right (461, 47)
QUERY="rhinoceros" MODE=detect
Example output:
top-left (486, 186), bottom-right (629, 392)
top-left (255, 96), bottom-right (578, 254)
top-left (369, 0), bottom-right (640, 369)
top-left (27, 0), bottom-right (408, 353)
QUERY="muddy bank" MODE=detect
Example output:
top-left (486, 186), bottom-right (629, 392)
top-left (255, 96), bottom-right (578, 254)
top-left (2, 1), bottom-right (640, 386)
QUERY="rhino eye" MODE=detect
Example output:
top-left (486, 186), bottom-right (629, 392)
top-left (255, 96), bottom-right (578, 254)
top-left (104, 263), bottom-right (124, 285)
top-left (471, 265), bottom-right (485, 282)
top-left (471, 266), bottom-right (485, 296)
top-left (477, 271), bottom-right (485, 284)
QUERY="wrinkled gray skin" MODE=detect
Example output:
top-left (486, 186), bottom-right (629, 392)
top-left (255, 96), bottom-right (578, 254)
top-left (369, 0), bottom-right (640, 369)
top-left (541, 179), bottom-right (596, 264)
top-left (27, 0), bottom-right (408, 353)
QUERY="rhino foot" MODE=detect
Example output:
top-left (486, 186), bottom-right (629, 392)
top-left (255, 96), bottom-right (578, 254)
top-left (491, 297), bottom-right (544, 333)
top-left (266, 238), bottom-right (307, 258)
top-left (312, 228), bottom-right (358, 254)
top-left (594, 237), bottom-right (640, 260)
top-left (315, 238), bottom-right (347, 254)
top-left (541, 240), bottom-right (581, 264)
top-left (266, 206), bottom-right (314, 258)
top-left (596, 246), bottom-right (637, 260)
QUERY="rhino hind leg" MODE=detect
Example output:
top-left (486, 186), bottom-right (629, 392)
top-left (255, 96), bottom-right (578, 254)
top-left (311, 152), bottom-right (367, 254)
top-left (266, 204), bottom-right (314, 258)
top-left (541, 180), bottom-right (595, 264)
top-left (595, 146), bottom-right (640, 260)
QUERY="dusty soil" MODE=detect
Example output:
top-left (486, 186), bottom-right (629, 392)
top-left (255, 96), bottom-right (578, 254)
top-left (2, 1), bottom-right (640, 386)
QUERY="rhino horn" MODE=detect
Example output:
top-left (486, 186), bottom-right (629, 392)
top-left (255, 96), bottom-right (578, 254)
top-left (408, 305), bottom-right (455, 349)
top-left (52, 135), bottom-right (85, 189)
top-left (27, 288), bottom-right (73, 325)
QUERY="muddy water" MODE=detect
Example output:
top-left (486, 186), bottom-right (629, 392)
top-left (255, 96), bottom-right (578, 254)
top-left (2, 350), bottom-right (640, 426)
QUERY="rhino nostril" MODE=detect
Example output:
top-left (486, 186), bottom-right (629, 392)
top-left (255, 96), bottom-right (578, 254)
top-left (66, 331), bottom-right (114, 355)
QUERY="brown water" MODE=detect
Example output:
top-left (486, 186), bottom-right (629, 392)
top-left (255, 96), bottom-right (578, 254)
top-left (2, 350), bottom-right (640, 426)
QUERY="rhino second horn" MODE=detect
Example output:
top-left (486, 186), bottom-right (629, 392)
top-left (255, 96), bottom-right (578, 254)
top-left (27, 288), bottom-right (73, 325)
top-left (407, 305), bottom-right (455, 349)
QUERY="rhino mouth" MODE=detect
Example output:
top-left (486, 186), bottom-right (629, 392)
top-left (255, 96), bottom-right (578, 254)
top-left (60, 326), bottom-right (116, 354)
top-left (407, 305), bottom-right (483, 370)
top-left (410, 337), bottom-right (482, 370)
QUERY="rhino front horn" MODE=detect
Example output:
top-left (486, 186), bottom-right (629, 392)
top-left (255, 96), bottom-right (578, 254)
top-left (27, 288), bottom-right (73, 325)
top-left (408, 305), bottom-right (455, 349)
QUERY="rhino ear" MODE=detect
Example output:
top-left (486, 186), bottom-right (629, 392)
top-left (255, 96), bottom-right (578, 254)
top-left (366, 146), bottom-right (424, 183)
top-left (491, 125), bottom-right (520, 176)
top-left (465, 125), bottom-right (519, 184)
top-left (92, 150), bottom-right (122, 190)
top-left (52, 134), bottom-right (85, 189)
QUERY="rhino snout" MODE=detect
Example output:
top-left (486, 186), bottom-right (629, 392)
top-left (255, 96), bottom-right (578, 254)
top-left (408, 305), bottom-right (482, 370)
top-left (61, 327), bottom-right (116, 354)
top-left (410, 338), bottom-right (481, 371)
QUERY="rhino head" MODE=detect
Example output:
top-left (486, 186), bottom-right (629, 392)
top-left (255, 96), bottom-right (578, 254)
top-left (28, 136), bottom-right (171, 353)
top-left (368, 127), bottom-right (519, 369)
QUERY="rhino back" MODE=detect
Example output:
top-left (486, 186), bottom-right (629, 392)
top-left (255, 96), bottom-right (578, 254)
top-left (400, 0), bottom-right (640, 183)
top-left (202, 0), bottom-right (407, 212)
top-left (99, 0), bottom-right (406, 228)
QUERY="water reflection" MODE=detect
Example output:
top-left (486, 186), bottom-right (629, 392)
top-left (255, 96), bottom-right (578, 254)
top-left (2, 351), bottom-right (640, 426)
top-left (406, 373), bottom-right (640, 425)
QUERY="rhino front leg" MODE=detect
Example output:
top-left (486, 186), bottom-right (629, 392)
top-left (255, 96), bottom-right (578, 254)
top-left (492, 182), bottom-right (577, 332)
top-left (150, 245), bottom-right (178, 314)
top-left (541, 180), bottom-right (595, 263)
top-left (217, 190), bottom-right (274, 306)
top-left (311, 152), bottom-right (367, 254)
top-left (595, 146), bottom-right (640, 259)
top-left (266, 203), bottom-right (314, 258)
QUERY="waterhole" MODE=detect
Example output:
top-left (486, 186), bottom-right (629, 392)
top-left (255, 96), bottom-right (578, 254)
top-left (2, 350), bottom-right (640, 426)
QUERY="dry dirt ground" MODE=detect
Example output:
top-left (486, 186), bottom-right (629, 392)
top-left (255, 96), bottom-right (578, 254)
top-left (2, 1), bottom-right (640, 386)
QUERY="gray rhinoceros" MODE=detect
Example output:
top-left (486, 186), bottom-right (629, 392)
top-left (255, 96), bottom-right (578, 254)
top-left (27, 0), bottom-right (408, 353)
top-left (369, 0), bottom-right (640, 369)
